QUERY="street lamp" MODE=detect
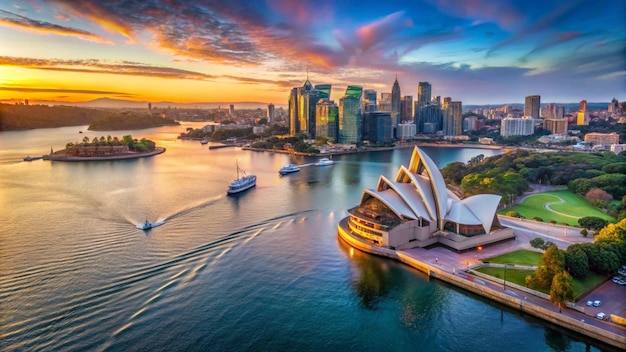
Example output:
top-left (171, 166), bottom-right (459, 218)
top-left (503, 264), bottom-right (507, 291)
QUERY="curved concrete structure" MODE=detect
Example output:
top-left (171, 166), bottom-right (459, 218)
top-left (343, 146), bottom-right (511, 251)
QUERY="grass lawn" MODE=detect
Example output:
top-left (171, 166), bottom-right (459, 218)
top-left (484, 250), bottom-right (542, 266)
top-left (475, 267), bottom-right (608, 299)
top-left (500, 190), bottom-right (615, 226)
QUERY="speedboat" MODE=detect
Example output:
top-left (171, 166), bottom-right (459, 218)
top-left (138, 219), bottom-right (164, 230)
top-left (315, 157), bottom-right (334, 166)
top-left (279, 163), bottom-right (300, 175)
top-left (227, 160), bottom-right (256, 194)
top-left (139, 220), bottom-right (154, 230)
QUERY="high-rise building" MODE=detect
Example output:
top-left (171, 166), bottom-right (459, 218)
top-left (443, 101), bottom-right (462, 136)
top-left (364, 111), bottom-right (392, 144)
top-left (315, 84), bottom-right (331, 100)
top-left (556, 106), bottom-right (565, 119)
top-left (391, 76), bottom-right (401, 125)
top-left (267, 103), bottom-right (275, 123)
top-left (401, 96), bottom-right (413, 123)
top-left (501, 117), bottom-right (535, 137)
top-left (543, 118), bottom-right (568, 135)
top-left (417, 82), bottom-right (431, 107)
top-left (338, 86), bottom-right (363, 144)
top-left (288, 87), bottom-right (300, 135)
top-left (364, 89), bottom-right (377, 112)
top-left (579, 100), bottom-right (587, 112)
top-left (416, 104), bottom-right (442, 133)
top-left (432, 95), bottom-right (440, 106)
top-left (229, 104), bottom-right (235, 117)
top-left (608, 98), bottom-right (619, 113)
top-left (316, 99), bottom-right (338, 142)
top-left (524, 95), bottom-right (540, 118)
top-left (379, 93), bottom-right (391, 112)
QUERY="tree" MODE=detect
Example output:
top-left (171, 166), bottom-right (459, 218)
top-left (526, 245), bottom-right (564, 289)
top-left (550, 271), bottom-right (574, 313)
top-left (578, 217), bottom-right (608, 230)
top-left (530, 237), bottom-right (545, 249)
top-left (585, 188), bottom-right (613, 203)
top-left (564, 245), bottom-right (589, 278)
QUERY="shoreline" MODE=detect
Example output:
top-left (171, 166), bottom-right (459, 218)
top-left (45, 147), bottom-right (165, 161)
top-left (243, 141), bottom-right (504, 157)
top-left (337, 217), bottom-right (626, 350)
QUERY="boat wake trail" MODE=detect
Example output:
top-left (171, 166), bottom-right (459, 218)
top-left (163, 194), bottom-right (226, 221)
top-left (0, 209), bottom-right (318, 351)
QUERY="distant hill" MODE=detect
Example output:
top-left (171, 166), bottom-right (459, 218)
top-left (13, 98), bottom-right (279, 110)
top-left (88, 112), bottom-right (179, 131)
top-left (0, 103), bottom-right (109, 131)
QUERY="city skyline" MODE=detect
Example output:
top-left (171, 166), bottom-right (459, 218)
top-left (1, 0), bottom-right (625, 105)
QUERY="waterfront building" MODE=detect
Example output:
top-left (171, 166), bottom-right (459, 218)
top-left (500, 116), bottom-right (535, 137)
top-left (417, 82), bottom-right (431, 108)
top-left (543, 118), bottom-right (568, 135)
top-left (463, 116), bottom-right (482, 132)
top-left (338, 86), bottom-right (363, 144)
top-left (524, 95), bottom-right (540, 118)
top-left (391, 77), bottom-right (401, 125)
top-left (315, 99), bottom-right (339, 142)
top-left (267, 103), bottom-right (275, 123)
top-left (364, 111), bottom-right (392, 144)
top-left (415, 104), bottom-right (442, 133)
top-left (443, 101), bottom-right (462, 136)
top-left (584, 132), bottom-right (620, 148)
top-left (396, 123), bottom-right (416, 140)
top-left (401, 96), bottom-right (413, 123)
top-left (340, 147), bottom-right (513, 251)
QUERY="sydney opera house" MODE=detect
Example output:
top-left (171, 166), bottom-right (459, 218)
top-left (339, 147), bottom-right (515, 252)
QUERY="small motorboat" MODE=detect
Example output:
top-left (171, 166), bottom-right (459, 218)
top-left (315, 157), bottom-right (334, 166)
top-left (138, 219), bottom-right (164, 230)
top-left (279, 163), bottom-right (300, 175)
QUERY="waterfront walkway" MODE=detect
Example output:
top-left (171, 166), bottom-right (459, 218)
top-left (338, 217), bottom-right (626, 350)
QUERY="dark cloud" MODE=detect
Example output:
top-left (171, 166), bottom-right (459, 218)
top-left (0, 9), bottom-right (112, 43)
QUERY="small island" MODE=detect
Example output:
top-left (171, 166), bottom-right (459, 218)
top-left (46, 135), bottom-right (165, 161)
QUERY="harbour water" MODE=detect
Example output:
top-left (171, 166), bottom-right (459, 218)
top-left (0, 124), bottom-right (608, 351)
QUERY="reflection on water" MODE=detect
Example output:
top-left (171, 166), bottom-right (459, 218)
top-left (0, 125), bottom-right (610, 352)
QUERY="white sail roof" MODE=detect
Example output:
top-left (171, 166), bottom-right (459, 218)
top-left (357, 147), bottom-right (502, 234)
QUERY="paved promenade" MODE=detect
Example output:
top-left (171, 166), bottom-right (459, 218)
top-left (338, 217), bottom-right (626, 350)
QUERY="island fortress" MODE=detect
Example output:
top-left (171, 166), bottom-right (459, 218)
top-left (340, 147), bottom-right (514, 251)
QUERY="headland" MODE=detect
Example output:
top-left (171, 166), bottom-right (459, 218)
top-left (45, 147), bottom-right (165, 161)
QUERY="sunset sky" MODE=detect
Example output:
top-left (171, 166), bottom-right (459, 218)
top-left (1, 0), bottom-right (624, 106)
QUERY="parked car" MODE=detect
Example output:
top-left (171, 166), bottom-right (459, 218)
top-left (586, 300), bottom-right (593, 306)
top-left (596, 312), bottom-right (606, 320)
top-left (593, 300), bottom-right (601, 307)
top-left (618, 280), bottom-right (626, 286)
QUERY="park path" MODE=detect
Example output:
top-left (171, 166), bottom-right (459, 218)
top-left (542, 194), bottom-right (580, 219)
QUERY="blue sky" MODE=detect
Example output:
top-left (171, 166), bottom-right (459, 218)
top-left (0, 0), bottom-right (624, 105)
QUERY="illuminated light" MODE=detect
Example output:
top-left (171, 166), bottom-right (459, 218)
top-left (349, 247), bottom-right (354, 257)
top-left (477, 246), bottom-right (483, 251)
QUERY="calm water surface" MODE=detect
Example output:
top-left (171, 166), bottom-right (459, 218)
top-left (0, 124), bottom-right (609, 351)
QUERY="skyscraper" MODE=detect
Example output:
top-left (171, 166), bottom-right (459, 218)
top-left (338, 86), bottom-right (363, 144)
top-left (316, 99), bottom-right (338, 142)
top-left (524, 95), bottom-right (540, 118)
top-left (379, 93), bottom-right (391, 112)
top-left (288, 87), bottom-right (300, 135)
top-left (579, 100), bottom-right (587, 112)
top-left (417, 82), bottom-right (431, 107)
top-left (401, 96), bottom-right (413, 123)
top-left (442, 98), bottom-right (462, 136)
top-left (267, 103), bottom-right (275, 123)
top-left (364, 89), bottom-right (377, 112)
top-left (229, 104), bottom-right (235, 117)
top-left (315, 84), bottom-right (331, 100)
top-left (391, 76), bottom-right (401, 125)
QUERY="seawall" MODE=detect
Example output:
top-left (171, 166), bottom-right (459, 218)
top-left (337, 218), bottom-right (626, 350)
